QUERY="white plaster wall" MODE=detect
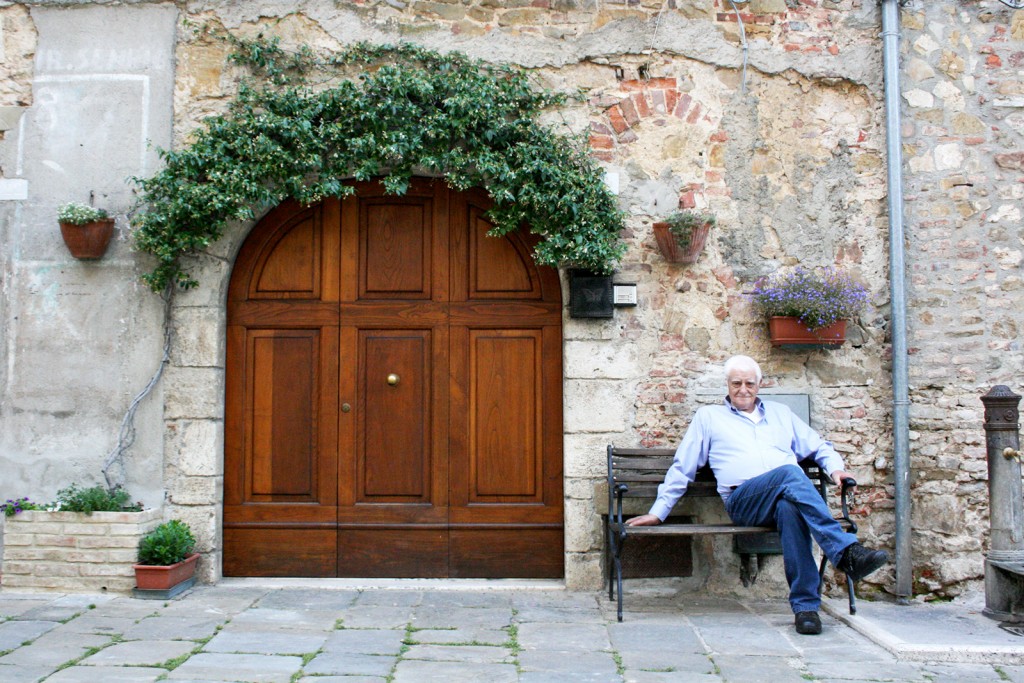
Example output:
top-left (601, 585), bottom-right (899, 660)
top-left (0, 4), bottom-right (178, 508)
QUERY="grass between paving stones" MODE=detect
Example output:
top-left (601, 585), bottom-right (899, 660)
top-left (52, 634), bottom-right (123, 673)
top-left (58, 611), bottom-right (83, 624)
top-left (288, 648), bottom-right (323, 683)
top-left (996, 666), bottom-right (1011, 681)
top-left (383, 623), bottom-right (415, 683)
top-left (611, 650), bottom-right (625, 676)
top-left (158, 626), bottom-right (221, 672)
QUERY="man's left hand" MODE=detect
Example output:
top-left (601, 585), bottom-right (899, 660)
top-left (831, 470), bottom-right (855, 490)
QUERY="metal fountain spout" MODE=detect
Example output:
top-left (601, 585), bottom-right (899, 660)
top-left (981, 385), bottom-right (1024, 622)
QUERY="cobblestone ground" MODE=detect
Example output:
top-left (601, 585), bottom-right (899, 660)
top-left (1, 585), bottom-right (1023, 682)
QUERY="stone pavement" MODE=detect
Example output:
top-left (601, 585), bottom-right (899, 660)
top-left (2, 580), bottom-right (1024, 683)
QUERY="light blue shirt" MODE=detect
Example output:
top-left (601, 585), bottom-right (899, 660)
top-left (649, 397), bottom-right (845, 521)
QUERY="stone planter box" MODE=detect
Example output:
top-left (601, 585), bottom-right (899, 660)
top-left (1, 508), bottom-right (162, 593)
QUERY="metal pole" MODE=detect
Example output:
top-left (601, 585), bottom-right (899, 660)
top-left (881, 0), bottom-right (913, 603)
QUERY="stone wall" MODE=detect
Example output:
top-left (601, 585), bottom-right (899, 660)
top-left (895, 0), bottom-right (1024, 598)
top-left (0, 0), bottom-right (1021, 598)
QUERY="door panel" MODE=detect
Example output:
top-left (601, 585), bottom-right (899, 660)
top-left (249, 331), bottom-right (318, 499)
top-left (359, 330), bottom-right (431, 501)
top-left (360, 197), bottom-right (432, 299)
top-left (468, 330), bottom-right (541, 501)
top-left (225, 180), bottom-right (562, 578)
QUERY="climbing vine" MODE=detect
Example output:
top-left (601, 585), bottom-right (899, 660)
top-left (132, 35), bottom-right (625, 291)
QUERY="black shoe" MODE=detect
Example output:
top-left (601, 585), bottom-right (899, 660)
top-left (838, 542), bottom-right (889, 582)
top-left (794, 611), bottom-right (822, 635)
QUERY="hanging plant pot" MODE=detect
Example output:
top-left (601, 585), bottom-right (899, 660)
top-left (133, 553), bottom-right (199, 598)
top-left (768, 316), bottom-right (847, 349)
top-left (59, 218), bottom-right (115, 259)
top-left (652, 220), bottom-right (711, 264)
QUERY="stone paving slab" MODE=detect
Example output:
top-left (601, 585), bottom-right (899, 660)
top-left (517, 649), bottom-right (620, 675)
top-left (82, 639), bottom-right (195, 667)
top-left (165, 652), bottom-right (303, 681)
top-left (122, 615), bottom-right (225, 641)
top-left (391, 659), bottom-right (518, 682)
top-left (713, 654), bottom-right (814, 683)
top-left (411, 605), bottom-right (512, 629)
top-left (0, 619), bottom-right (57, 652)
top-left (226, 608), bottom-right (338, 632)
top-left (297, 677), bottom-right (386, 683)
top-left (256, 589), bottom-right (360, 611)
top-left (403, 643), bottom-right (513, 663)
top-left (410, 626), bottom-right (509, 645)
top-left (203, 629), bottom-right (327, 655)
top-left (303, 651), bottom-right (396, 677)
top-left (618, 647), bottom-right (714, 673)
top-left (418, 591), bottom-right (513, 609)
top-left (518, 622), bottom-right (612, 650)
top-left (0, 631), bottom-right (109, 667)
top-left (41, 665), bottom-right (167, 682)
top-left (335, 605), bottom-right (413, 629)
top-left (59, 614), bottom-right (140, 636)
top-left (0, 663), bottom-right (51, 683)
top-left (0, 598), bottom-right (55, 618)
top-left (608, 620), bottom-right (705, 652)
top-left (322, 628), bottom-right (406, 655)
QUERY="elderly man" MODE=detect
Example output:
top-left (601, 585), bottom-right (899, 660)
top-left (627, 355), bottom-right (888, 635)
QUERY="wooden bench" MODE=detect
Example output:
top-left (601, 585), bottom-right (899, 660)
top-left (605, 444), bottom-right (858, 622)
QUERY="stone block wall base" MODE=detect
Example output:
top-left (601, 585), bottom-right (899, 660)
top-left (0, 508), bottom-right (163, 593)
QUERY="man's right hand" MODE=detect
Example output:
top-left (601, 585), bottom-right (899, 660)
top-left (625, 514), bottom-right (661, 526)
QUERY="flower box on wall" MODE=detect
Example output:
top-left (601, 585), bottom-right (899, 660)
top-left (652, 211), bottom-right (713, 264)
top-left (768, 316), bottom-right (847, 349)
top-left (1, 508), bottom-right (162, 593)
top-left (59, 218), bottom-right (116, 259)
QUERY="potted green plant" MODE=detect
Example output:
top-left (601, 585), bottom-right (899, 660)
top-left (652, 210), bottom-right (715, 264)
top-left (750, 266), bottom-right (869, 348)
top-left (57, 202), bottom-right (115, 259)
top-left (133, 519), bottom-right (198, 598)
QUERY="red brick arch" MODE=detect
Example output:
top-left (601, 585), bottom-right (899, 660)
top-left (589, 77), bottom-right (713, 161)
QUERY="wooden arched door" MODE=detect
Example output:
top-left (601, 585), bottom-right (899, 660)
top-left (223, 179), bottom-right (564, 578)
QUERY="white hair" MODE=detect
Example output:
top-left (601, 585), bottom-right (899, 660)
top-left (724, 355), bottom-right (762, 383)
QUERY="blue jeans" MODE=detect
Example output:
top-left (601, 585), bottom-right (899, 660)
top-left (724, 464), bottom-right (857, 614)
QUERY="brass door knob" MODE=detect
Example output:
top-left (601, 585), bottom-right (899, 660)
top-left (387, 373), bottom-right (400, 386)
top-left (342, 403), bottom-right (351, 413)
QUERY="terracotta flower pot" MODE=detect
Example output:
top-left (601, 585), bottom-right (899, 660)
top-left (768, 316), bottom-right (847, 349)
top-left (59, 218), bottom-right (115, 259)
top-left (653, 221), bottom-right (711, 264)
top-left (133, 552), bottom-right (199, 591)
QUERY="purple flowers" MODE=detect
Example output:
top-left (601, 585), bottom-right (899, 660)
top-left (751, 267), bottom-right (869, 330)
top-left (1, 497), bottom-right (42, 517)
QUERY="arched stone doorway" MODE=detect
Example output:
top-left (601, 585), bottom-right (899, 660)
top-left (220, 179), bottom-right (564, 578)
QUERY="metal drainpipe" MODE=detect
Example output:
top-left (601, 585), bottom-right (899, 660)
top-left (881, 0), bottom-right (913, 603)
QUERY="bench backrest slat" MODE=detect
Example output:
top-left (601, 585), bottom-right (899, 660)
top-left (608, 444), bottom-right (827, 512)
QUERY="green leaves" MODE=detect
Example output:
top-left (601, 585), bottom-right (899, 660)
top-left (137, 519), bottom-right (196, 566)
top-left (132, 39), bottom-right (625, 291)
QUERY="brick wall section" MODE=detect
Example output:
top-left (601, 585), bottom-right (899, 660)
top-left (1, 509), bottom-right (162, 593)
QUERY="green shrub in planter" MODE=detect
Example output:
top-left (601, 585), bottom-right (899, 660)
top-left (138, 520), bottom-right (196, 566)
top-left (53, 484), bottom-right (141, 514)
